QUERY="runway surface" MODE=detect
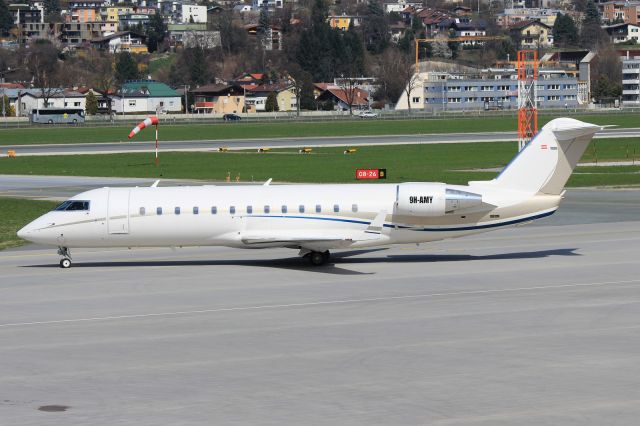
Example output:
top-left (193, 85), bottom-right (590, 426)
top-left (1, 190), bottom-right (640, 425)
top-left (1, 127), bottom-right (638, 156)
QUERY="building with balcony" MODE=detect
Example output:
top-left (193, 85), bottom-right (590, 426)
top-left (601, 1), bottom-right (640, 25)
top-left (65, 0), bottom-right (104, 23)
top-left (191, 84), bottom-right (245, 114)
top-left (603, 22), bottom-right (640, 44)
top-left (397, 68), bottom-right (582, 111)
top-left (622, 56), bottom-right (640, 106)
top-left (90, 31), bottom-right (148, 53)
top-left (9, 3), bottom-right (43, 25)
top-left (496, 8), bottom-right (563, 28)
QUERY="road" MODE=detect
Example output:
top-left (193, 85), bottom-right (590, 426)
top-left (1, 127), bottom-right (639, 156)
top-left (1, 190), bottom-right (639, 425)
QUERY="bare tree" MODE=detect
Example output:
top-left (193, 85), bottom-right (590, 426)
top-left (92, 55), bottom-right (116, 95)
top-left (25, 40), bottom-right (65, 107)
top-left (336, 76), bottom-right (361, 115)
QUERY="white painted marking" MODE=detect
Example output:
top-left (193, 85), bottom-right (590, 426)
top-left (0, 278), bottom-right (638, 329)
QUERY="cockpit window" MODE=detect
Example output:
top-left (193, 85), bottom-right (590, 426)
top-left (54, 200), bottom-right (90, 211)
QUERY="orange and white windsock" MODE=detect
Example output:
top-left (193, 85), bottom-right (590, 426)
top-left (128, 116), bottom-right (159, 139)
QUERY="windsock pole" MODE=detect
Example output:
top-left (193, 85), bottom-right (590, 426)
top-left (128, 116), bottom-right (160, 166)
top-left (155, 121), bottom-right (159, 166)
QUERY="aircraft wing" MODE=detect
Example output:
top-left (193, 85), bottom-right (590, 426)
top-left (240, 229), bottom-right (385, 251)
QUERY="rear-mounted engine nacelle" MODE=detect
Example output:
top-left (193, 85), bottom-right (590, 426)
top-left (395, 183), bottom-right (483, 216)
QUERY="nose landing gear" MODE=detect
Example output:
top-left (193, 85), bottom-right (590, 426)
top-left (57, 246), bottom-right (72, 268)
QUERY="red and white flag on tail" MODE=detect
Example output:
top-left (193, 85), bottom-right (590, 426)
top-left (541, 144), bottom-right (548, 150)
top-left (128, 116), bottom-right (159, 139)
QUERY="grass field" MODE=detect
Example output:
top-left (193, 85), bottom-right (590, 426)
top-left (1, 138), bottom-right (639, 186)
top-left (0, 198), bottom-right (58, 250)
top-left (0, 112), bottom-right (638, 146)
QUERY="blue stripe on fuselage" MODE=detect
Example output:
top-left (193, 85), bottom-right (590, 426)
top-left (249, 209), bottom-right (556, 232)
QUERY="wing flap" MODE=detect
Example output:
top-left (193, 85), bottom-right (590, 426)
top-left (240, 229), bottom-right (384, 250)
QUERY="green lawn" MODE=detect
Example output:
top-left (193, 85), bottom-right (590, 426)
top-left (0, 198), bottom-right (58, 250)
top-left (0, 112), bottom-right (638, 146)
top-left (1, 138), bottom-right (639, 186)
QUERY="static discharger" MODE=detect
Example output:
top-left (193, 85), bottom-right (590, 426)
top-left (128, 116), bottom-right (160, 166)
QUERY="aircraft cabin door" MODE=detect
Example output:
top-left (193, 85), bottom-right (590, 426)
top-left (108, 188), bottom-right (130, 234)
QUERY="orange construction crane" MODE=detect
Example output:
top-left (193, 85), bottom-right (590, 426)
top-left (414, 36), bottom-right (508, 68)
top-left (517, 50), bottom-right (538, 151)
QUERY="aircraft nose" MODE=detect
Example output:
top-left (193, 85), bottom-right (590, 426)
top-left (17, 223), bottom-right (32, 239)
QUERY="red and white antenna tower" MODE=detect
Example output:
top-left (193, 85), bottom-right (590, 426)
top-left (517, 50), bottom-right (538, 151)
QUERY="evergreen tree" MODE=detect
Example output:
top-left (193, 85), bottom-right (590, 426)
top-left (342, 21), bottom-right (365, 76)
top-left (1, 95), bottom-right (15, 117)
top-left (0, 0), bottom-right (13, 36)
top-left (146, 13), bottom-right (167, 53)
top-left (553, 13), bottom-right (579, 48)
top-left (363, 0), bottom-right (389, 54)
top-left (43, 0), bottom-right (62, 22)
top-left (265, 92), bottom-right (279, 111)
top-left (295, 0), bottom-right (334, 80)
top-left (190, 47), bottom-right (208, 86)
top-left (580, 0), bottom-right (605, 48)
top-left (115, 52), bottom-right (140, 86)
top-left (85, 91), bottom-right (98, 115)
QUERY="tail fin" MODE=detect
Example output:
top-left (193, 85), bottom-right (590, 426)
top-left (489, 118), bottom-right (601, 195)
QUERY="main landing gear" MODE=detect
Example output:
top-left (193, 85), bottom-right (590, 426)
top-left (58, 246), bottom-right (72, 268)
top-left (304, 250), bottom-right (330, 266)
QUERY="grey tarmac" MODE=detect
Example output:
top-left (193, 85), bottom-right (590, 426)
top-left (1, 190), bottom-right (640, 425)
top-left (1, 127), bottom-right (639, 156)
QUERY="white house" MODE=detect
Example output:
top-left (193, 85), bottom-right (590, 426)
top-left (110, 81), bottom-right (182, 114)
top-left (181, 4), bottom-right (207, 23)
top-left (18, 90), bottom-right (87, 115)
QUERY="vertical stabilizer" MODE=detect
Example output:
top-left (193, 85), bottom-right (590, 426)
top-left (491, 118), bottom-right (601, 195)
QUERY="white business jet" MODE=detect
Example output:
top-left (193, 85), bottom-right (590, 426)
top-left (18, 118), bottom-right (601, 268)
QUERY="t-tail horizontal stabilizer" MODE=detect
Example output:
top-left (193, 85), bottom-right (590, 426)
top-left (472, 117), bottom-right (602, 196)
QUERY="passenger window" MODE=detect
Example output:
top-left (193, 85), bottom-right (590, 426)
top-left (299, 205), bottom-right (305, 213)
top-left (139, 207), bottom-right (145, 216)
top-left (352, 204), bottom-right (358, 212)
top-left (281, 205), bottom-right (287, 213)
top-left (157, 207), bottom-right (163, 215)
top-left (193, 206), bottom-right (199, 215)
top-left (264, 205), bottom-right (270, 213)
top-left (230, 206), bottom-right (236, 214)
top-left (175, 207), bottom-right (181, 215)
top-left (333, 204), bottom-right (339, 213)
top-left (247, 205), bottom-right (253, 214)
top-left (211, 206), bottom-right (217, 214)
top-left (315, 204), bottom-right (321, 213)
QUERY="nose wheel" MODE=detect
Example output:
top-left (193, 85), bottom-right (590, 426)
top-left (57, 246), bottom-right (72, 269)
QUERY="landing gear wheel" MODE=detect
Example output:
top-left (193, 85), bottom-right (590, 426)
top-left (60, 258), bottom-right (71, 268)
top-left (308, 250), bottom-right (330, 266)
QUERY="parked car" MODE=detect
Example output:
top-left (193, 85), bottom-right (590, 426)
top-left (223, 113), bottom-right (241, 121)
top-left (358, 110), bottom-right (378, 119)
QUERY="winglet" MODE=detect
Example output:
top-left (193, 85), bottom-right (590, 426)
top-left (151, 180), bottom-right (160, 187)
top-left (365, 210), bottom-right (387, 234)
top-left (263, 178), bottom-right (272, 186)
